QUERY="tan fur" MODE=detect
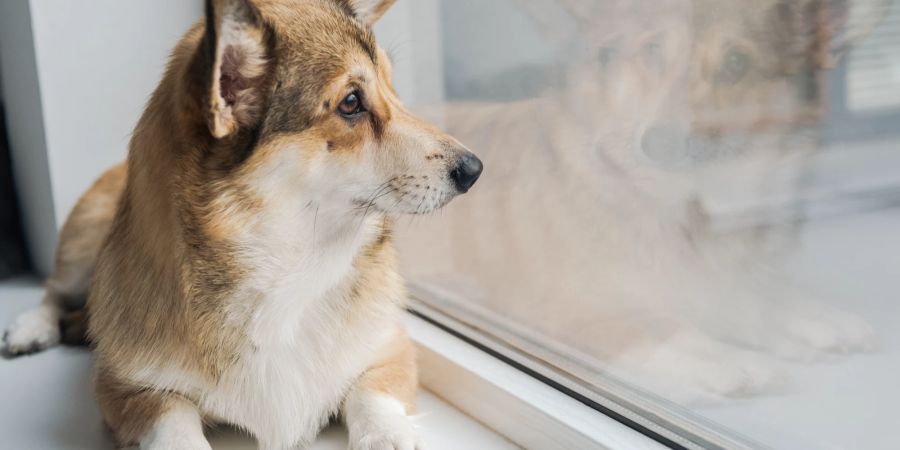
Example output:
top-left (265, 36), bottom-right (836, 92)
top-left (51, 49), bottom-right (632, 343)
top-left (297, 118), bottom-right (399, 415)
top-left (93, 365), bottom-right (190, 445)
top-left (350, 328), bottom-right (419, 413)
top-left (50, 163), bottom-right (126, 310)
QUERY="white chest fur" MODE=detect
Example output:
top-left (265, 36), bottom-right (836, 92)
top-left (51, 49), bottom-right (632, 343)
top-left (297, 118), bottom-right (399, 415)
top-left (201, 292), bottom-right (398, 450)
top-left (136, 206), bottom-right (401, 449)
top-left (207, 210), bottom-right (398, 449)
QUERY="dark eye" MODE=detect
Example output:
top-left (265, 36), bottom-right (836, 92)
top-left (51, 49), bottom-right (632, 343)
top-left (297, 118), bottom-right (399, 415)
top-left (642, 40), bottom-right (664, 72)
top-left (597, 46), bottom-right (617, 68)
top-left (338, 91), bottom-right (365, 117)
top-left (716, 48), bottom-right (752, 84)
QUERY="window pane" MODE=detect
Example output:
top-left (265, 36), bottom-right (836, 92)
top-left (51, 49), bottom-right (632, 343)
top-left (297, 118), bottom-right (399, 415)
top-left (393, 0), bottom-right (900, 448)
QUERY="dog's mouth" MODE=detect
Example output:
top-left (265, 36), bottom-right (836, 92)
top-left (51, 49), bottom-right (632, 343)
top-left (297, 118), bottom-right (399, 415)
top-left (353, 153), bottom-right (482, 215)
top-left (639, 125), bottom-right (754, 170)
top-left (353, 176), bottom-right (460, 216)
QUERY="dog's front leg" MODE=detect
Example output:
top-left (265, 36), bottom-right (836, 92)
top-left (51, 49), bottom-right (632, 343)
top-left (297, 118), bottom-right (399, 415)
top-left (343, 328), bottom-right (421, 450)
top-left (95, 368), bottom-right (211, 450)
top-left (138, 401), bottom-right (211, 450)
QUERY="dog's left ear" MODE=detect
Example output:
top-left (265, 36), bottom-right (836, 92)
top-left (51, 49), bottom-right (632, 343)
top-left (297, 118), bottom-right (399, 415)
top-left (809, 0), bottom-right (892, 68)
top-left (205, 0), bottom-right (271, 139)
top-left (340, 0), bottom-right (397, 27)
top-left (772, 0), bottom-right (891, 69)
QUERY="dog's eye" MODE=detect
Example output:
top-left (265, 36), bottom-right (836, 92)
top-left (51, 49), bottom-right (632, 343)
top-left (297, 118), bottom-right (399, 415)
top-left (716, 48), bottom-right (752, 84)
top-left (597, 46), bottom-right (618, 68)
top-left (642, 40), bottom-right (665, 72)
top-left (338, 91), bottom-right (366, 117)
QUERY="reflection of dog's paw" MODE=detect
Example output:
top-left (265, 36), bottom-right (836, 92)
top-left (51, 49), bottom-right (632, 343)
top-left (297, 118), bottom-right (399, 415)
top-left (615, 330), bottom-right (788, 403)
top-left (3, 306), bottom-right (61, 356)
top-left (779, 306), bottom-right (877, 356)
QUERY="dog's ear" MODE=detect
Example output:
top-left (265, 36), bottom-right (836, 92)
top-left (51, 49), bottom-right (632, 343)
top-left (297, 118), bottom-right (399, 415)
top-left (815, 0), bottom-right (893, 68)
top-left (339, 0), bottom-right (397, 27)
top-left (774, 0), bottom-right (892, 69)
top-left (204, 0), bottom-right (271, 139)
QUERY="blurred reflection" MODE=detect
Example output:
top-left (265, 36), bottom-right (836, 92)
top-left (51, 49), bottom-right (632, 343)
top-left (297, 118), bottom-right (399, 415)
top-left (400, 0), bottom-right (894, 406)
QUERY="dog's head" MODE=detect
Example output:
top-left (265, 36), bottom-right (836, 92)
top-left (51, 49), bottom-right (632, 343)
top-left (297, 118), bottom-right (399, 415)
top-left (521, 0), bottom-right (889, 170)
top-left (190, 0), bottom-right (481, 219)
top-left (631, 0), bottom-right (892, 168)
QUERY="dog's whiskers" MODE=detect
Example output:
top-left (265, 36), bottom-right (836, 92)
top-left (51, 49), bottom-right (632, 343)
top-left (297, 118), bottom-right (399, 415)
top-left (353, 179), bottom-right (394, 213)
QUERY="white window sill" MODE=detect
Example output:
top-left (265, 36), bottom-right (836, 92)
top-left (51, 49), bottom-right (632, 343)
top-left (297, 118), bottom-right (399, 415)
top-left (404, 312), bottom-right (668, 450)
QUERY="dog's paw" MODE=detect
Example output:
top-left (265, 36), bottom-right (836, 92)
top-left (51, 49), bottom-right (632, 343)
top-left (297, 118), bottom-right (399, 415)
top-left (141, 435), bottom-right (212, 450)
top-left (141, 439), bottom-right (212, 450)
top-left (349, 418), bottom-right (421, 450)
top-left (347, 394), bottom-right (422, 450)
top-left (140, 407), bottom-right (212, 450)
top-left (778, 305), bottom-right (877, 356)
top-left (3, 306), bottom-right (61, 356)
top-left (615, 329), bottom-right (788, 403)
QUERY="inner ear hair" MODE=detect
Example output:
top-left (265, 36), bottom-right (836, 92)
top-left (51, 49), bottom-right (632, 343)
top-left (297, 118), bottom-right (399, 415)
top-left (206, 0), bottom-right (271, 139)
top-left (339, 0), bottom-right (397, 27)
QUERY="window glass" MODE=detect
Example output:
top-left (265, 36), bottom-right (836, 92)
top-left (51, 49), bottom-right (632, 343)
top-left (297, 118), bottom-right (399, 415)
top-left (394, 1), bottom-right (900, 448)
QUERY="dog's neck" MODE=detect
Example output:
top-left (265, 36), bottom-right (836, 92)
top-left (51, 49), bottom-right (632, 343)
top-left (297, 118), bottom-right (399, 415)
top-left (249, 197), bottom-right (387, 265)
top-left (235, 200), bottom-right (392, 345)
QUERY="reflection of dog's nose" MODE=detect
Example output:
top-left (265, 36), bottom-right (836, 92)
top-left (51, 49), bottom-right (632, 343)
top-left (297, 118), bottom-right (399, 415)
top-left (450, 152), bottom-right (483, 193)
top-left (641, 124), bottom-right (688, 167)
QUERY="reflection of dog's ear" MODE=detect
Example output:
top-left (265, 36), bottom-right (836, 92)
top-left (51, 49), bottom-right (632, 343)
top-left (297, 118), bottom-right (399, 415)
top-left (776, 0), bottom-right (893, 69)
top-left (203, 0), bottom-right (272, 139)
top-left (818, 0), bottom-right (893, 68)
top-left (338, 0), bottom-right (397, 27)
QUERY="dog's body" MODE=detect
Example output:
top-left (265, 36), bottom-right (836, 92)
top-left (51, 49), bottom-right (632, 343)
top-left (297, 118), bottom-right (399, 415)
top-left (4, 1), bottom-right (481, 448)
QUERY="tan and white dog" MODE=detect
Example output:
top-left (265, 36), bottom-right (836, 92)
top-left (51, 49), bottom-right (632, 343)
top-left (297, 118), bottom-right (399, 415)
top-left (2, 0), bottom-right (482, 449)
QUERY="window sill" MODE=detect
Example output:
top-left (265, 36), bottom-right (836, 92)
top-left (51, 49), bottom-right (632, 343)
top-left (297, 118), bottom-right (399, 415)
top-left (404, 311), bottom-right (667, 450)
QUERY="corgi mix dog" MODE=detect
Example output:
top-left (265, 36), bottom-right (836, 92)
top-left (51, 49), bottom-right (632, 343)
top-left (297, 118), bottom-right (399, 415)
top-left (399, 0), bottom-right (888, 403)
top-left (3, 0), bottom-right (482, 448)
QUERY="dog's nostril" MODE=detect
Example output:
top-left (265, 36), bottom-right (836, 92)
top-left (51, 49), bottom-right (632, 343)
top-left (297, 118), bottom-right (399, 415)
top-left (450, 152), bottom-right (483, 193)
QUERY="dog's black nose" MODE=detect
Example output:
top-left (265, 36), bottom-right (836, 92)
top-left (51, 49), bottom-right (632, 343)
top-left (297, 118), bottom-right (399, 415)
top-left (450, 152), bottom-right (483, 193)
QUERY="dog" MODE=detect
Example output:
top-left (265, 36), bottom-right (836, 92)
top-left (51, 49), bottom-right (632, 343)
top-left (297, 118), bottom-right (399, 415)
top-left (3, 0), bottom-right (482, 448)
top-left (398, 0), bottom-right (889, 403)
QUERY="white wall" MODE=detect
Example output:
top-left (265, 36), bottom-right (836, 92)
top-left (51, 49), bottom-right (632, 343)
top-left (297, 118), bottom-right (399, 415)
top-left (0, 1), bottom-right (60, 276)
top-left (0, 0), bottom-right (203, 275)
top-left (374, 0), bottom-right (445, 108)
top-left (30, 0), bottom-right (204, 237)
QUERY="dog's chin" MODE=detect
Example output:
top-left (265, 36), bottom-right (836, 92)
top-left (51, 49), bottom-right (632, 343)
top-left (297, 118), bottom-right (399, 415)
top-left (361, 188), bottom-right (458, 216)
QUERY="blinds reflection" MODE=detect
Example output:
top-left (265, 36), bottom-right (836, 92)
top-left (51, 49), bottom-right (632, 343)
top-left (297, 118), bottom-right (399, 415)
top-left (848, 3), bottom-right (900, 111)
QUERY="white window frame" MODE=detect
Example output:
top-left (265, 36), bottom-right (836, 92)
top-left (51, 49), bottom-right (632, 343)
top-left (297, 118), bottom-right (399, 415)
top-left (404, 310), bottom-right (668, 450)
top-left (403, 288), bottom-right (773, 450)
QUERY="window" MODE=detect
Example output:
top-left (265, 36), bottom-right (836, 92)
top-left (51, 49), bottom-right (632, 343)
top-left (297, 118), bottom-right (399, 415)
top-left (384, 0), bottom-right (900, 449)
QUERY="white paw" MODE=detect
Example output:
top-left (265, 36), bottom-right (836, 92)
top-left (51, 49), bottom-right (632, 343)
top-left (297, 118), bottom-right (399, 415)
top-left (347, 394), bottom-right (422, 450)
top-left (614, 329), bottom-right (788, 403)
top-left (779, 305), bottom-right (877, 356)
top-left (141, 435), bottom-right (212, 450)
top-left (3, 306), bottom-right (61, 356)
top-left (140, 406), bottom-right (211, 450)
top-left (349, 417), bottom-right (421, 450)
